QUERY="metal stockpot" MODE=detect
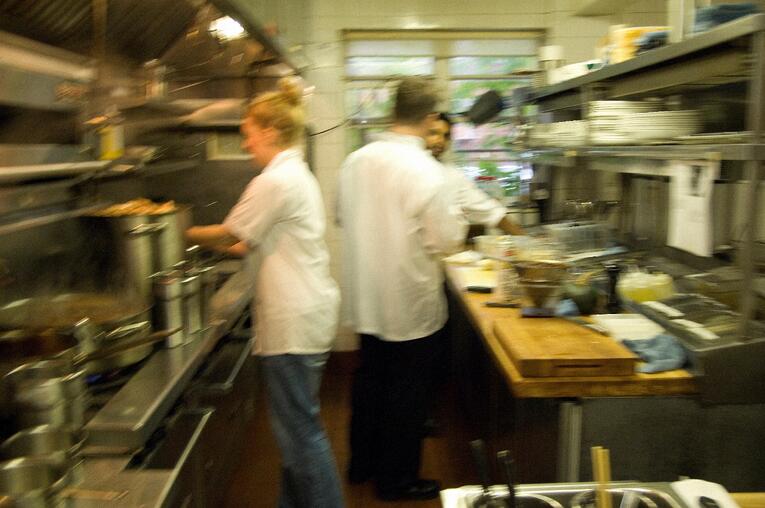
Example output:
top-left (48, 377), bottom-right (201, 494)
top-left (0, 293), bottom-right (150, 336)
top-left (82, 215), bottom-right (165, 302)
top-left (151, 205), bottom-right (192, 271)
top-left (83, 205), bottom-right (192, 300)
top-left (152, 271), bottom-right (185, 347)
top-left (0, 425), bottom-right (85, 479)
top-left (0, 457), bottom-right (72, 508)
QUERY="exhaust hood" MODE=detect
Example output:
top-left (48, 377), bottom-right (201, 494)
top-left (0, 0), bottom-right (297, 70)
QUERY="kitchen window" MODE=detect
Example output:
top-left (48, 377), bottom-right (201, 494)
top-left (343, 31), bottom-right (542, 201)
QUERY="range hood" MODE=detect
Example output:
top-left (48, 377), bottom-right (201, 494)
top-left (0, 0), bottom-right (298, 70)
top-left (0, 0), bottom-right (301, 186)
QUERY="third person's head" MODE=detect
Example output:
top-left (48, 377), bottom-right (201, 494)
top-left (426, 113), bottom-right (452, 161)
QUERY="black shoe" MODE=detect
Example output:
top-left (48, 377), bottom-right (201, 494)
top-left (347, 466), bottom-right (373, 485)
top-left (375, 479), bottom-right (441, 501)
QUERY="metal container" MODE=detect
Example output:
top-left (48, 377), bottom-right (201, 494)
top-left (82, 215), bottom-right (165, 302)
top-left (151, 206), bottom-right (192, 272)
top-left (152, 271), bottom-right (185, 347)
top-left (16, 393), bottom-right (88, 428)
top-left (181, 274), bottom-right (202, 341)
top-left (0, 457), bottom-right (71, 508)
top-left (6, 368), bottom-right (87, 409)
top-left (195, 265), bottom-right (217, 328)
top-left (0, 425), bottom-right (85, 481)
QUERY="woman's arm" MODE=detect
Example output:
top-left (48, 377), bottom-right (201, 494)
top-left (185, 224), bottom-right (241, 251)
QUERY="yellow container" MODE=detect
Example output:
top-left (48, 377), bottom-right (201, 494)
top-left (98, 124), bottom-right (125, 160)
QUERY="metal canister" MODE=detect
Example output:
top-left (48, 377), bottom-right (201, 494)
top-left (181, 273), bottom-right (202, 341)
top-left (195, 265), bottom-right (217, 327)
top-left (152, 271), bottom-right (185, 347)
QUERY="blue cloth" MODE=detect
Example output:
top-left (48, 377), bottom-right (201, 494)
top-left (261, 353), bottom-right (344, 508)
top-left (555, 298), bottom-right (581, 317)
top-left (622, 334), bottom-right (687, 373)
top-left (636, 30), bottom-right (669, 53)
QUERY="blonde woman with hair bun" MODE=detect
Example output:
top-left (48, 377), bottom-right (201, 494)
top-left (186, 77), bottom-right (344, 508)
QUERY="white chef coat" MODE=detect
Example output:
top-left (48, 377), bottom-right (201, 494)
top-left (224, 148), bottom-right (340, 356)
top-left (337, 132), bottom-right (467, 341)
top-left (442, 162), bottom-right (506, 228)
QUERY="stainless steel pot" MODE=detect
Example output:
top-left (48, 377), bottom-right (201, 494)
top-left (83, 205), bottom-right (192, 300)
top-left (1, 426), bottom-right (85, 465)
top-left (0, 323), bottom-right (176, 420)
top-left (0, 457), bottom-right (72, 508)
top-left (83, 215), bottom-right (165, 302)
top-left (6, 369), bottom-right (87, 409)
top-left (151, 205), bottom-right (192, 271)
top-left (0, 293), bottom-right (151, 334)
top-left (15, 395), bottom-right (88, 428)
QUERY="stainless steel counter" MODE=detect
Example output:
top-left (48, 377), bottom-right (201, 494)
top-left (73, 262), bottom-right (255, 507)
top-left (85, 262), bottom-right (253, 450)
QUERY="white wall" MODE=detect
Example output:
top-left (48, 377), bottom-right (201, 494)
top-left (270, 0), bottom-right (667, 349)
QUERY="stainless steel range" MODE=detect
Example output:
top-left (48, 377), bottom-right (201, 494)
top-left (71, 261), bottom-right (257, 507)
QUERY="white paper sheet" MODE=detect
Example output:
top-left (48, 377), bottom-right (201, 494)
top-left (667, 160), bottom-right (720, 257)
top-left (592, 313), bottom-right (666, 341)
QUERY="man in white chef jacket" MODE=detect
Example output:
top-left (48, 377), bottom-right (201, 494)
top-left (426, 112), bottom-right (524, 235)
top-left (337, 77), bottom-right (467, 501)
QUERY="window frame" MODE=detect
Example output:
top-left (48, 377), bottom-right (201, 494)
top-left (343, 30), bottom-right (543, 201)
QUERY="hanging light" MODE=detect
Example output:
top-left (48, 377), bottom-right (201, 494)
top-left (209, 16), bottom-right (246, 42)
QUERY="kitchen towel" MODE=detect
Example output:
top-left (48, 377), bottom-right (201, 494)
top-left (623, 333), bottom-right (687, 373)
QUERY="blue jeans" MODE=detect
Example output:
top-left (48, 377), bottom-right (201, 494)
top-left (261, 353), bottom-right (344, 508)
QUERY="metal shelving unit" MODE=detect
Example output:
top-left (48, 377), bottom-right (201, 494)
top-left (520, 15), bottom-right (765, 331)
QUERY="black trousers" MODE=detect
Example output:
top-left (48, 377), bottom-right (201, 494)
top-left (349, 329), bottom-right (442, 491)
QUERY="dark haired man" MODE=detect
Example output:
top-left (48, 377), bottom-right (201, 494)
top-left (337, 77), bottom-right (467, 501)
top-left (426, 112), bottom-right (524, 235)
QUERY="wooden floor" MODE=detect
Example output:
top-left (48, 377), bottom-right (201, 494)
top-left (223, 354), bottom-right (480, 507)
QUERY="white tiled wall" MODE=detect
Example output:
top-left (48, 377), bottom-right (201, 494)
top-left (267, 0), bottom-right (666, 349)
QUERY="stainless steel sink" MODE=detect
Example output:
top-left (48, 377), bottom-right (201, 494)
top-left (442, 482), bottom-right (687, 508)
top-left (516, 482), bottom-right (685, 508)
top-left (458, 491), bottom-right (566, 508)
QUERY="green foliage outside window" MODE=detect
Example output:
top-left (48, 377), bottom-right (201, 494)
top-left (448, 56), bottom-right (538, 76)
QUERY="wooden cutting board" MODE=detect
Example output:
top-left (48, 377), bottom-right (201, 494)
top-left (493, 317), bottom-right (638, 377)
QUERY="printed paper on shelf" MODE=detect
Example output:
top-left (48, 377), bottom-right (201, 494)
top-left (667, 160), bottom-right (720, 257)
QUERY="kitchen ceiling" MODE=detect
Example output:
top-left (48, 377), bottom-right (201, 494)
top-left (0, 0), bottom-right (199, 63)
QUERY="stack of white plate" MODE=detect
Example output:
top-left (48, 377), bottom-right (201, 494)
top-left (589, 100), bottom-right (660, 117)
top-left (588, 100), bottom-right (661, 145)
top-left (629, 110), bottom-right (702, 143)
top-left (549, 120), bottom-right (587, 147)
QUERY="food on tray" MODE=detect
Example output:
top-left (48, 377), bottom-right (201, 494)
top-left (96, 198), bottom-right (177, 216)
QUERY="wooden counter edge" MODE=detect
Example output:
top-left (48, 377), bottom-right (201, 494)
top-left (445, 264), bottom-right (698, 398)
top-left (732, 493), bottom-right (765, 508)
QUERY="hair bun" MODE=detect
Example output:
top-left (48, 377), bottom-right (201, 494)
top-left (278, 77), bottom-right (302, 106)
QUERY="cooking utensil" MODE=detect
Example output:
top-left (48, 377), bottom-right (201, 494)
top-left (151, 205), bottom-right (192, 271)
top-left (1, 425), bottom-right (85, 473)
top-left (470, 440), bottom-right (506, 508)
top-left (0, 293), bottom-right (150, 334)
top-left (0, 456), bottom-right (72, 506)
top-left (6, 368), bottom-right (87, 409)
top-left (497, 450), bottom-right (516, 508)
top-left (605, 264), bottom-right (623, 313)
top-left (69, 326), bottom-right (181, 369)
top-left (5, 326), bottom-right (178, 395)
top-left (82, 214), bottom-right (165, 301)
top-left (153, 271), bottom-right (185, 347)
top-left (591, 446), bottom-right (612, 508)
